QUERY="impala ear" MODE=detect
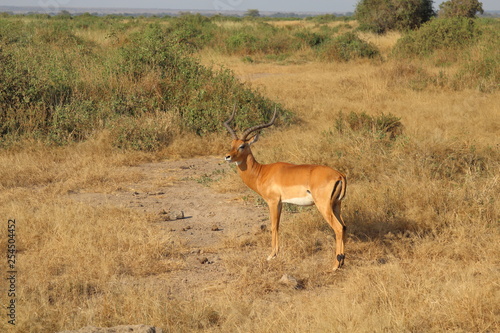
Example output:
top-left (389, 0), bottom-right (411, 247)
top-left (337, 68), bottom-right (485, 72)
top-left (248, 133), bottom-right (259, 145)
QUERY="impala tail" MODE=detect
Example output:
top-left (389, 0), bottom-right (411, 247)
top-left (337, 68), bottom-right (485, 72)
top-left (338, 175), bottom-right (347, 201)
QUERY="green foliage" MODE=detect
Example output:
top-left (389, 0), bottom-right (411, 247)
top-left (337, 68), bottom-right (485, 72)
top-left (222, 23), bottom-right (301, 56)
top-left (225, 31), bottom-right (259, 54)
top-left (0, 17), bottom-right (291, 148)
top-left (392, 18), bottom-right (499, 92)
top-left (294, 30), bottom-right (327, 47)
top-left (393, 17), bottom-right (479, 57)
top-left (452, 19), bottom-right (500, 92)
top-left (318, 32), bottom-right (380, 62)
top-left (0, 13), bottom-right (497, 148)
top-left (355, 0), bottom-right (435, 33)
top-left (439, 0), bottom-right (484, 18)
top-left (167, 13), bottom-right (216, 50)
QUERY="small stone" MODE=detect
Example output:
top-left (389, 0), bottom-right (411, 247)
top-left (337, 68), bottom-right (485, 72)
top-left (279, 274), bottom-right (298, 288)
top-left (159, 210), bottom-right (185, 221)
top-left (200, 257), bottom-right (210, 264)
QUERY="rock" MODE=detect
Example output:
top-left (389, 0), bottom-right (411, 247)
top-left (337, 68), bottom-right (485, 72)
top-left (57, 324), bottom-right (163, 333)
top-left (159, 209), bottom-right (184, 221)
top-left (279, 274), bottom-right (298, 288)
top-left (200, 257), bottom-right (214, 264)
top-left (279, 274), bottom-right (305, 290)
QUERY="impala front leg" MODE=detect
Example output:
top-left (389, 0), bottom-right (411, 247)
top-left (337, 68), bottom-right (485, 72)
top-left (267, 200), bottom-right (282, 261)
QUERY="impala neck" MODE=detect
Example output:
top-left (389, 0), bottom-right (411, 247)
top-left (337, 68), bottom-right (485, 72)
top-left (237, 152), bottom-right (262, 193)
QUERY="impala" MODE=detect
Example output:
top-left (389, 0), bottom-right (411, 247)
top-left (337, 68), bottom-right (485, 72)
top-left (224, 108), bottom-right (348, 270)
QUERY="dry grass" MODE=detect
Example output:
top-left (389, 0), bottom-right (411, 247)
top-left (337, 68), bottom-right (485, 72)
top-left (1, 28), bottom-right (499, 333)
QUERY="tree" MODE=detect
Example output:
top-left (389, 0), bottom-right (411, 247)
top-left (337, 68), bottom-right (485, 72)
top-left (56, 10), bottom-right (72, 19)
top-left (245, 9), bottom-right (260, 18)
top-left (355, 0), bottom-right (434, 34)
top-left (439, 0), bottom-right (484, 18)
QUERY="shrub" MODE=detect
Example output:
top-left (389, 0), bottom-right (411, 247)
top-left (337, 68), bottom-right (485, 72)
top-left (222, 23), bottom-right (301, 56)
top-left (318, 32), bottom-right (380, 62)
top-left (392, 17), bottom-right (479, 57)
top-left (225, 31), bottom-right (259, 54)
top-left (0, 19), bottom-right (292, 148)
top-left (120, 24), bottom-right (291, 135)
top-left (167, 13), bottom-right (216, 51)
top-left (294, 30), bottom-right (327, 47)
top-left (452, 19), bottom-right (500, 92)
top-left (355, 0), bottom-right (435, 34)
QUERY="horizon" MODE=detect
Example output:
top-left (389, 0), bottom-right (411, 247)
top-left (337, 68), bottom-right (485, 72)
top-left (1, 0), bottom-right (499, 14)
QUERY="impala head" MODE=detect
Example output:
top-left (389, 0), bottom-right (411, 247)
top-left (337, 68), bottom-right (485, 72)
top-left (224, 106), bottom-right (277, 165)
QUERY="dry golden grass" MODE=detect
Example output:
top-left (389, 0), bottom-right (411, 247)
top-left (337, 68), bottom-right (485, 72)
top-left (358, 31), bottom-right (401, 56)
top-left (1, 34), bottom-right (499, 333)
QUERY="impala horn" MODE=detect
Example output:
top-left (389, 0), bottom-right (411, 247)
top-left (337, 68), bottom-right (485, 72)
top-left (241, 106), bottom-right (278, 141)
top-left (223, 105), bottom-right (238, 140)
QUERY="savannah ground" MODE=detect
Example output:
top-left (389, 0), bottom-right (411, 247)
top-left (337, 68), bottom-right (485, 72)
top-left (0, 15), bottom-right (499, 332)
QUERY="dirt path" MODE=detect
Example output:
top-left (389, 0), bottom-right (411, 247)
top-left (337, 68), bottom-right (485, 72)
top-left (70, 156), bottom-right (270, 294)
top-left (73, 156), bottom-right (267, 247)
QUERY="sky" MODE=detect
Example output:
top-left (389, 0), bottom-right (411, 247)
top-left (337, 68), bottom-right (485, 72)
top-left (0, 0), bottom-right (498, 13)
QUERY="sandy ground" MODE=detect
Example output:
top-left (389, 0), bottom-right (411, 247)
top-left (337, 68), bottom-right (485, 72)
top-left (70, 156), bottom-right (273, 295)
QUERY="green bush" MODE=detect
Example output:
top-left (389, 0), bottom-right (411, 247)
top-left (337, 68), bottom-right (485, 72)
top-left (294, 30), bottom-right (327, 47)
top-left (0, 18), bottom-right (292, 148)
top-left (225, 31), bottom-right (259, 54)
top-left (222, 23), bottom-right (302, 56)
top-left (167, 13), bottom-right (217, 51)
top-left (392, 17), bottom-right (479, 57)
top-left (391, 18), bottom-right (499, 92)
top-left (120, 24), bottom-right (291, 135)
top-left (318, 32), bottom-right (380, 62)
top-left (452, 19), bottom-right (500, 92)
top-left (355, 0), bottom-right (435, 34)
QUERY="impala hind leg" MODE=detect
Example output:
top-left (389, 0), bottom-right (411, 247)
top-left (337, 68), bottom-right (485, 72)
top-left (317, 204), bottom-right (346, 270)
top-left (314, 189), bottom-right (346, 269)
top-left (266, 200), bottom-right (282, 261)
top-left (332, 200), bottom-right (347, 269)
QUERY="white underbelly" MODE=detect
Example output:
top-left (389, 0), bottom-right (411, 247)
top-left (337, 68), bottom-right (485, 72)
top-left (282, 195), bottom-right (315, 206)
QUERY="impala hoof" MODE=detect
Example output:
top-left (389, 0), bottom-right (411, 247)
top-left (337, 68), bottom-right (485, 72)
top-left (336, 254), bottom-right (345, 268)
top-left (267, 254), bottom-right (277, 261)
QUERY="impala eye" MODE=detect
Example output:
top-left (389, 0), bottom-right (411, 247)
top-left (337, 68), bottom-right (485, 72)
top-left (238, 144), bottom-right (246, 150)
